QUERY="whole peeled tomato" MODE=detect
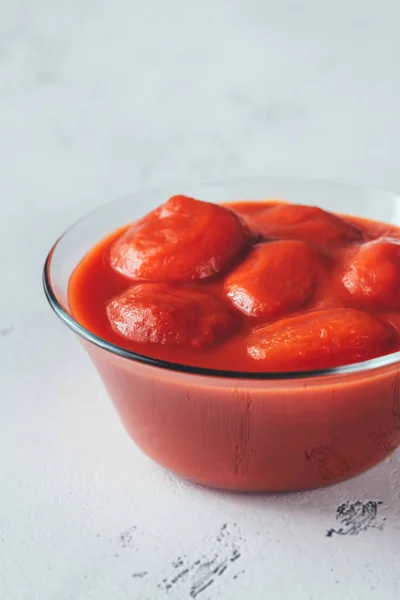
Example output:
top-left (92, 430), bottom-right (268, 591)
top-left (224, 240), bottom-right (328, 319)
top-left (248, 203), bottom-right (362, 248)
top-left (110, 195), bottom-right (249, 282)
top-left (342, 237), bottom-right (400, 309)
top-left (247, 308), bottom-right (395, 371)
top-left (106, 283), bottom-right (238, 349)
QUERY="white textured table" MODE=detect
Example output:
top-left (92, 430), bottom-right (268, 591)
top-left (1, 2), bottom-right (400, 598)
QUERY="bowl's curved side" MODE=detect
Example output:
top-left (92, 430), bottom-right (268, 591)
top-left (85, 340), bottom-right (400, 492)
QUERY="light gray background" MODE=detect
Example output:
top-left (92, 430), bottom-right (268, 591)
top-left (1, 1), bottom-right (400, 599)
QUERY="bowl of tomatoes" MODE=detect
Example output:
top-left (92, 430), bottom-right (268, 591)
top-left (44, 178), bottom-right (400, 491)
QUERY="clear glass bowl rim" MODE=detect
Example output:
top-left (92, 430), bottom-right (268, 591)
top-left (43, 176), bottom-right (400, 381)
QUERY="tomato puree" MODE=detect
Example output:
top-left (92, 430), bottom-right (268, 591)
top-left (68, 196), bottom-right (400, 372)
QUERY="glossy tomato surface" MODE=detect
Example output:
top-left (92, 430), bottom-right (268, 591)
top-left (69, 197), bottom-right (400, 372)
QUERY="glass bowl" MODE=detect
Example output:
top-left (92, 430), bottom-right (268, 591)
top-left (43, 178), bottom-right (400, 492)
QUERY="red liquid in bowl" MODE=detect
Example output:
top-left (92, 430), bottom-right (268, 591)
top-left (66, 197), bottom-right (400, 491)
top-left (69, 198), bottom-right (400, 371)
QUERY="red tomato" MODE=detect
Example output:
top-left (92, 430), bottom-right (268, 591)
top-left (342, 238), bottom-right (400, 309)
top-left (224, 240), bottom-right (327, 318)
top-left (247, 308), bottom-right (395, 371)
top-left (110, 195), bottom-right (249, 282)
top-left (248, 203), bottom-right (362, 247)
top-left (106, 283), bottom-right (238, 348)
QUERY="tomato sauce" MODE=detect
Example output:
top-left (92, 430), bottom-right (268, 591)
top-left (68, 196), bottom-right (400, 372)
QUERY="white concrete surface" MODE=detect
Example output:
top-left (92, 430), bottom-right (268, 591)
top-left (1, 1), bottom-right (400, 598)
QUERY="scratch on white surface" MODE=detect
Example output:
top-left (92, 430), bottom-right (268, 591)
top-left (132, 571), bottom-right (148, 579)
top-left (158, 523), bottom-right (245, 598)
top-left (326, 500), bottom-right (386, 537)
